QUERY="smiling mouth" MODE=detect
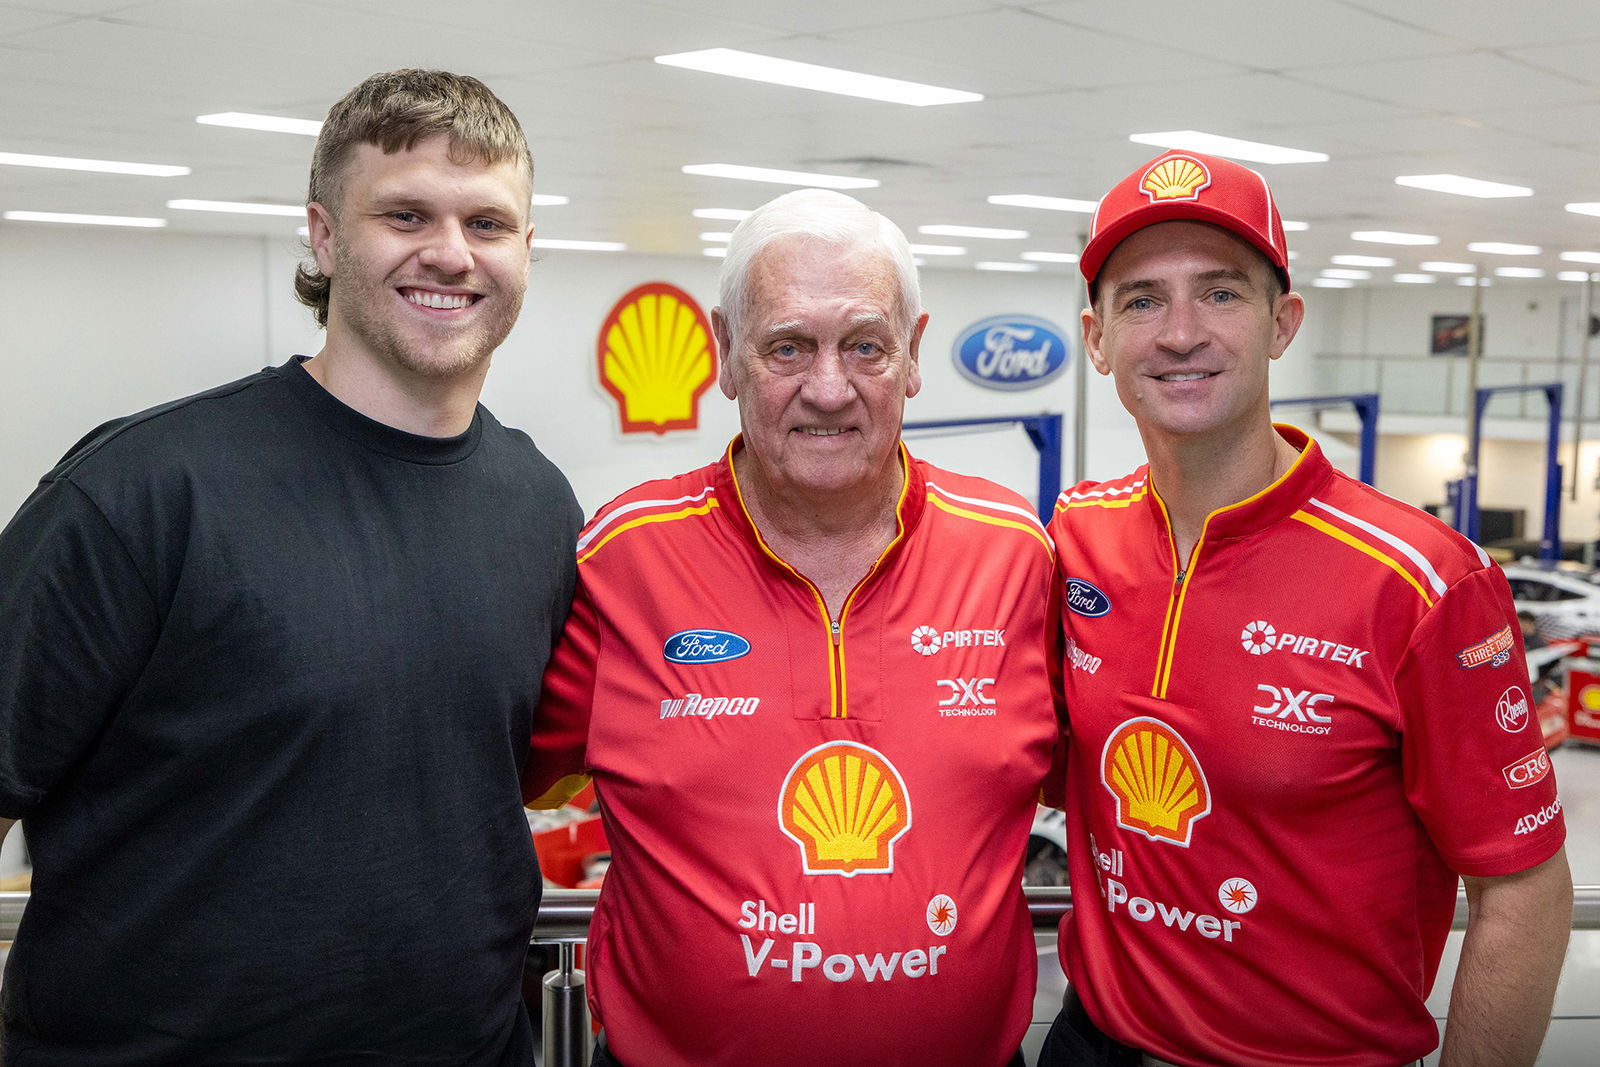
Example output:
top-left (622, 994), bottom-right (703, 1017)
top-left (400, 287), bottom-right (478, 310)
top-left (797, 427), bottom-right (849, 437)
top-left (1156, 371), bottom-right (1215, 382)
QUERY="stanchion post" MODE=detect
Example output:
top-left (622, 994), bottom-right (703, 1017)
top-left (542, 942), bottom-right (590, 1067)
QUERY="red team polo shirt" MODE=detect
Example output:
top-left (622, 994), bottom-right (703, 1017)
top-left (1047, 427), bottom-right (1565, 1067)
top-left (525, 440), bottom-right (1059, 1067)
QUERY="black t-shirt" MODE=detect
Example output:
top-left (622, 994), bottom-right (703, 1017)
top-left (0, 358), bottom-right (581, 1064)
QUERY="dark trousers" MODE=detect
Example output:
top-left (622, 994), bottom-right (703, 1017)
top-left (1036, 987), bottom-right (1141, 1067)
top-left (594, 1035), bottom-right (1028, 1066)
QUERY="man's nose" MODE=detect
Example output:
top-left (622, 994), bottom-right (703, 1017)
top-left (418, 223), bottom-right (474, 276)
top-left (1156, 299), bottom-right (1205, 355)
top-left (800, 348), bottom-right (855, 408)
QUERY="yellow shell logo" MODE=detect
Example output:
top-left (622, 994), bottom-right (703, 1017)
top-left (597, 282), bottom-right (715, 435)
top-left (779, 741), bottom-right (911, 876)
top-left (1140, 155), bottom-right (1211, 202)
top-left (1100, 717), bottom-right (1210, 846)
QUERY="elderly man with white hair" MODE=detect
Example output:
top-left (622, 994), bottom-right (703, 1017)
top-left (524, 188), bottom-right (1062, 1066)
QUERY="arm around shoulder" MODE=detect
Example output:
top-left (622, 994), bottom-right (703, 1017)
top-left (1441, 847), bottom-right (1573, 1067)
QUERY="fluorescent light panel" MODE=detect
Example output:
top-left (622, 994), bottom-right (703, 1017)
top-left (693, 208), bottom-right (752, 221)
top-left (1351, 230), bottom-right (1438, 245)
top-left (4, 210), bottom-right (166, 227)
top-left (1494, 266), bottom-right (1546, 278)
top-left (682, 163), bottom-right (878, 190)
top-left (197, 112), bottom-right (322, 136)
top-left (1559, 271), bottom-right (1595, 281)
top-left (1393, 274), bottom-right (1436, 284)
top-left (1321, 268), bottom-right (1371, 280)
top-left (1567, 203), bottom-right (1600, 218)
top-left (1468, 241), bottom-right (1540, 255)
top-left (1312, 278), bottom-right (1354, 288)
top-left (1395, 174), bottom-right (1531, 198)
top-left (1129, 131), bottom-right (1327, 165)
top-left (0, 151), bottom-right (188, 177)
top-left (531, 194), bottom-right (569, 206)
top-left (532, 238), bottom-right (626, 251)
top-left (1559, 251), bottom-right (1600, 264)
top-left (919, 224), bottom-right (1027, 240)
top-left (1282, 220), bottom-right (1310, 231)
top-left (1420, 261), bottom-right (1475, 274)
top-left (1456, 277), bottom-right (1493, 286)
top-left (167, 199), bottom-right (302, 217)
top-left (1331, 254), bottom-right (1395, 267)
top-left (907, 243), bottom-right (966, 256)
top-left (975, 261), bottom-right (1038, 272)
top-left (699, 232), bottom-right (733, 243)
top-left (702, 247), bottom-right (727, 258)
top-left (1020, 251), bottom-right (1079, 263)
top-left (987, 193), bottom-right (1096, 213)
top-left (656, 48), bottom-right (980, 107)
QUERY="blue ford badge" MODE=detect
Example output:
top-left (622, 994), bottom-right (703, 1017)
top-left (1064, 579), bottom-right (1112, 618)
top-left (952, 315), bottom-right (1069, 391)
top-left (663, 629), bottom-right (752, 664)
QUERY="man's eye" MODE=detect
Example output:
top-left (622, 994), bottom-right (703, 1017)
top-left (1127, 296), bottom-right (1154, 312)
top-left (469, 218), bottom-right (505, 232)
top-left (1209, 290), bottom-right (1236, 303)
top-left (853, 342), bottom-right (881, 357)
top-left (390, 211), bottom-right (421, 225)
top-left (774, 343), bottom-right (799, 359)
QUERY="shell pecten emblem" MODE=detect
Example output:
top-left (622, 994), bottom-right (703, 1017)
top-left (779, 741), bottom-right (911, 876)
top-left (596, 282), bottom-right (715, 435)
top-left (1100, 717), bottom-right (1211, 846)
top-left (1140, 155), bottom-right (1211, 203)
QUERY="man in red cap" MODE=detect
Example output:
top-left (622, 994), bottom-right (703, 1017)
top-left (1040, 150), bottom-right (1572, 1067)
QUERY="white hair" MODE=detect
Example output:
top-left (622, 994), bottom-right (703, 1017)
top-left (717, 188), bottom-right (921, 343)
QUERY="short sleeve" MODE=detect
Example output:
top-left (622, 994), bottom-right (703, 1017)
top-left (522, 574), bottom-right (599, 808)
top-left (1396, 565), bottom-right (1565, 876)
top-left (0, 477), bottom-right (160, 817)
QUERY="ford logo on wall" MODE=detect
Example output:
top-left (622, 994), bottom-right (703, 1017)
top-left (1064, 579), bottom-right (1112, 618)
top-left (663, 629), bottom-right (751, 664)
top-left (952, 315), bottom-right (1069, 391)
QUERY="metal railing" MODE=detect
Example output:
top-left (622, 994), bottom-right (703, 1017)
top-left (1314, 351), bottom-right (1600, 420)
top-left (3, 886), bottom-right (1597, 1067)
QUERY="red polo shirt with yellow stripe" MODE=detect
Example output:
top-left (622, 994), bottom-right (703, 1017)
top-left (1047, 426), bottom-right (1564, 1067)
top-left (524, 438), bottom-right (1060, 1067)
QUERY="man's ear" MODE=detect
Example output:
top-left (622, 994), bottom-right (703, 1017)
top-left (1082, 306), bottom-right (1111, 376)
top-left (713, 307), bottom-right (738, 400)
top-left (307, 203), bottom-right (336, 277)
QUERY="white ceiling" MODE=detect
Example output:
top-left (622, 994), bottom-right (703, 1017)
top-left (4, 0), bottom-right (1600, 286)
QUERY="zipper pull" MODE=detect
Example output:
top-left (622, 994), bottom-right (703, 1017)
top-left (1175, 569), bottom-right (1186, 585)
top-left (831, 618), bottom-right (842, 646)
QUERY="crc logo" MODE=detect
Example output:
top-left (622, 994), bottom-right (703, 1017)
top-left (1065, 578), bottom-right (1112, 618)
top-left (1495, 686), bottom-right (1531, 733)
top-left (937, 678), bottom-right (995, 707)
top-left (1501, 748), bottom-right (1551, 790)
top-left (1252, 685), bottom-right (1333, 722)
top-left (663, 628), bottom-right (751, 664)
top-left (910, 625), bottom-right (1007, 656)
top-left (1239, 620), bottom-right (1368, 668)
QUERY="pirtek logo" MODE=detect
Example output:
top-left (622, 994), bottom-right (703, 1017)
top-left (937, 678), bottom-right (995, 707)
top-left (910, 625), bottom-right (1006, 656)
top-left (1239, 620), bottom-right (1368, 668)
top-left (1502, 748), bottom-right (1551, 790)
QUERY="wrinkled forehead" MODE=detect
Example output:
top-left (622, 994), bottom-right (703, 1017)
top-left (1097, 219), bottom-right (1279, 294)
top-left (743, 236), bottom-right (906, 324)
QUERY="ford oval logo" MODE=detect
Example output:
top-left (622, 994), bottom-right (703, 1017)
top-left (663, 629), bottom-right (751, 664)
top-left (952, 315), bottom-right (1069, 392)
top-left (1064, 578), bottom-right (1111, 618)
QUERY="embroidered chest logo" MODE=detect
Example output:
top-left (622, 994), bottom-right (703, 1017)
top-left (778, 742), bottom-right (911, 877)
top-left (1101, 718), bottom-right (1211, 847)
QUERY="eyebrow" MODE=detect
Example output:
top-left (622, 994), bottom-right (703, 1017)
top-left (1109, 267), bottom-right (1258, 303)
top-left (754, 312), bottom-right (894, 339)
top-left (366, 192), bottom-right (525, 219)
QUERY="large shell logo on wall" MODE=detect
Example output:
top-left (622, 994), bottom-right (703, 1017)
top-left (597, 282), bottom-right (715, 435)
top-left (1140, 155), bottom-right (1211, 202)
top-left (779, 741), bottom-right (911, 876)
top-left (1100, 717), bottom-right (1211, 846)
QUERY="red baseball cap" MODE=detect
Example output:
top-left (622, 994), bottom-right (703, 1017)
top-left (1080, 150), bottom-right (1290, 294)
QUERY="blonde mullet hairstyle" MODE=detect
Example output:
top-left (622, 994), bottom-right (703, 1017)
top-left (293, 69), bottom-right (533, 327)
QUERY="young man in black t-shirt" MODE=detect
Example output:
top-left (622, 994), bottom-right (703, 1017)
top-left (0, 69), bottom-right (580, 1065)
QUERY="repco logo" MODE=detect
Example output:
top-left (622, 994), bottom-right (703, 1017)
top-left (1501, 748), bottom-right (1551, 790)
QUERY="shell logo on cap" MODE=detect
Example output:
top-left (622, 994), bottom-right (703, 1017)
top-left (1101, 717), bottom-right (1211, 846)
top-left (779, 741), bottom-right (911, 876)
top-left (597, 282), bottom-right (715, 435)
top-left (1141, 155), bottom-right (1211, 203)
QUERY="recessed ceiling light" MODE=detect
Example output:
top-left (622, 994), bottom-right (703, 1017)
top-left (1467, 241), bottom-right (1540, 255)
top-left (1559, 251), bottom-right (1600, 264)
top-left (1494, 266), bottom-right (1546, 278)
top-left (0, 151), bottom-right (189, 177)
top-left (1558, 271), bottom-right (1595, 281)
top-left (4, 210), bottom-right (166, 227)
top-left (693, 208), bottom-right (752, 221)
top-left (702, 247), bottom-right (727, 258)
top-left (1393, 274), bottom-right (1436, 284)
top-left (907, 243), bottom-right (966, 256)
top-left (1420, 261), bottom-right (1476, 274)
top-left (655, 49), bottom-right (981, 107)
top-left (1395, 174), bottom-right (1532, 198)
top-left (532, 238), bottom-right (627, 251)
top-left (1331, 254), bottom-right (1395, 267)
top-left (919, 224), bottom-right (1028, 240)
top-left (1321, 268), bottom-right (1371, 280)
top-left (167, 199), bottom-right (303, 217)
top-left (531, 194), bottom-right (569, 206)
top-left (1567, 203), bottom-right (1600, 218)
top-left (699, 231), bottom-right (733, 243)
top-left (682, 163), bottom-right (878, 189)
top-left (1282, 220), bottom-right (1310, 231)
top-left (196, 112), bottom-right (322, 136)
top-left (1456, 276), bottom-right (1494, 286)
top-left (1351, 230), bottom-right (1439, 245)
top-left (1312, 278), bottom-right (1354, 288)
top-left (1020, 251), bottom-right (1080, 263)
top-left (986, 194), bottom-right (1096, 213)
top-left (1128, 131), bottom-right (1327, 164)
top-left (974, 261), bottom-right (1039, 272)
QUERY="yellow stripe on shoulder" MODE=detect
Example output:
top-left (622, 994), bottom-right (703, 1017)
top-left (1056, 481), bottom-right (1148, 514)
top-left (925, 493), bottom-right (1051, 553)
top-left (1291, 511), bottom-right (1435, 606)
top-left (579, 498), bottom-right (720, 564)
top-left (526, 773), bottom-right (591, 811)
